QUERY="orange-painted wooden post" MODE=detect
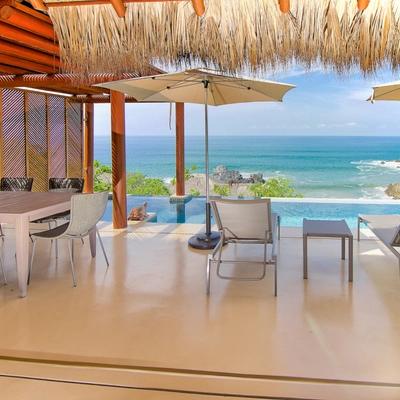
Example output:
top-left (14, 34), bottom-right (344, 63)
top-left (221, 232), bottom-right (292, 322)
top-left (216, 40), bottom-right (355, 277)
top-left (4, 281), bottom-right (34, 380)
top-left (175, 102), bottom-right (185, 196)
top-left (110, 90), bottom-right (127, 229)
top-left (83, 102), bottom-right (94, 193)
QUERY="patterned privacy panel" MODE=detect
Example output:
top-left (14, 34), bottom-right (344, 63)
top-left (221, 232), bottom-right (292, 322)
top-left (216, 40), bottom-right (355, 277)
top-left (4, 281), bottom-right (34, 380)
top-left (66, 102), bottom-right (83, 178)
top-left (0, 89), bottom-right (83, 192)
top-left (26, 92), bottom-right (48, 192)
top-left (48, 95), bottom-right (66, 178)
top-left (0, 89), bottom-right (26, 177)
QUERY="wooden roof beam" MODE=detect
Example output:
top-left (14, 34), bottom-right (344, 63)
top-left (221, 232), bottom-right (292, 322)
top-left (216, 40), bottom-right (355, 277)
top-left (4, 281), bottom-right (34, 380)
top-left (0, 54), bottom-right (57, 73)
top-left (0, 4), bottom-right (55, 40)
top-left (29, 0), bottom-right (48, 12)
top-left (0, 22), bottom-right (59, 55)
top-left (110, 0), bottom-right (125, 17)
top-left (0, 41), bottom-right (60, 68)
top-left (0, 73), bottom-right (141, 88)
top-left (0, 63), bottom-right (28, 74)
top-left (46, 0), bottom-right (201, 12)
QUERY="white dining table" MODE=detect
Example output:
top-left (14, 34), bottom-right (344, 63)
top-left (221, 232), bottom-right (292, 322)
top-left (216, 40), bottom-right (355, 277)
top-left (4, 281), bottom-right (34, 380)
top-left (0, 192), bottom-right (96, 297)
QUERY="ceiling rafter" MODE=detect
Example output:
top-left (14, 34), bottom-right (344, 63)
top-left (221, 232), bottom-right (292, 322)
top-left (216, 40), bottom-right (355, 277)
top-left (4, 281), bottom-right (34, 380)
top-left (39, 0), bottom-right (205, 17)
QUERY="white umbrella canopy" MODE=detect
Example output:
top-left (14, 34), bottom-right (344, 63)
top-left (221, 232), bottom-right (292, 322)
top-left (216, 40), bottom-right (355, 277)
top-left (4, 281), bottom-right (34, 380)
top-left (371, 81), bottom-right (400, 101)
top-left (98, 69), bottom-right (295, 249)
top-left (98, 69), bottom-right (295, 105)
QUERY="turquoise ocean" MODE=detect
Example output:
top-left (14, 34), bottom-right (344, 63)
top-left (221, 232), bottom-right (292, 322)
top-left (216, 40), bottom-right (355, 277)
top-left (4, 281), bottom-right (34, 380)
top-left (94, 135), bottom-right (400, 199)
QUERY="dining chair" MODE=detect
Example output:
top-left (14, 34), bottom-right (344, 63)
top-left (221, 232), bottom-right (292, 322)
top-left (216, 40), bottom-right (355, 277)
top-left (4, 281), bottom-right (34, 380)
top-left (0, 177), bottom-right (33, 240)
top-left (209, 199), bottom-right (279, 296)
top-left (29, 192), bottom-right (109, 287)
top-left (0, 177), bottom-right (33, 192)
top-left (49, 178), bottom-right (84, 193)
top-left (32, 178), bottom-right (85, 250)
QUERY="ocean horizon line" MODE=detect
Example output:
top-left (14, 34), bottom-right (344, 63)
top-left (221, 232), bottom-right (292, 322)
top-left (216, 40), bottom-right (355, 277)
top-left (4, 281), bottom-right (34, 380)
top-left (93, 134), bottom-right (400, 138)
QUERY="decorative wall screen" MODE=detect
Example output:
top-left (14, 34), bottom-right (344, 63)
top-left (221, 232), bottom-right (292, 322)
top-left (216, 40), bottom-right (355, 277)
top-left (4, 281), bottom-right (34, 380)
top-left (0, 89), bottom-right (83, 192)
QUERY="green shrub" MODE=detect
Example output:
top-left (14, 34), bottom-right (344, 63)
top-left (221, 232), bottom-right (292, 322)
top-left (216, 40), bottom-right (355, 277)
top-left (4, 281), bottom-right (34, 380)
top-left (250, 177), bottom-right (302, 198)
top-left (213, 184), bottom-right (231, 197)
top-left (171, 165), bottom-right (198, 186)
top-left (94, 160), bottom-right (112, 192)
top-left (126, 172), bottom-right (170, 196)
top-left (189, 188), bottom-right (200, 197)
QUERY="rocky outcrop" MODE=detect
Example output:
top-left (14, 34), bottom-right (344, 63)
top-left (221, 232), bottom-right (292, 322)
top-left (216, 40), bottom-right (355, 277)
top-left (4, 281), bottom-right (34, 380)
top-left (385, 183), bottom-right (400, 199)
top-left (212, 165), bottom-right (265, 185)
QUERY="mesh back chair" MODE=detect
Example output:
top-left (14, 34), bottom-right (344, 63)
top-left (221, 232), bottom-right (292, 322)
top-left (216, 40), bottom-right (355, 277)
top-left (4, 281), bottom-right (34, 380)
top-left (209, 199), bottom-right (279, 296)
top-left (0, 177), bottom-right (33, 192)
top-left (29, 192), bottom-right (109, 287)
top-left (0, 177), bottom-right (33, 239)
top-left (49, 178), bottom-right (84, 193)
top-left (32, 178), bottom-right (85, 244)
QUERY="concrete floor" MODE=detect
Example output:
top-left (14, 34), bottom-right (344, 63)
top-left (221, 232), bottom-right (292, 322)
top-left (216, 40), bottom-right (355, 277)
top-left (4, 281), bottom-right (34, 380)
top-left (0, 222), bottom-right (399, 399)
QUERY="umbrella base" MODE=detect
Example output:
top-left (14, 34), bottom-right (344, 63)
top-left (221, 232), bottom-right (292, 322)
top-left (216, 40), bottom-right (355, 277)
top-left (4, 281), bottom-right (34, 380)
top-left (188, 231), bottom-right (220, 250)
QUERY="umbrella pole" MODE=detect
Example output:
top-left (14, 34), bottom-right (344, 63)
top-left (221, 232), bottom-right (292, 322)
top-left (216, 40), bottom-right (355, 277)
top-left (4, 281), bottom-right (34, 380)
top-left (188, 81), bottom-right (220, 250)
top-left (204, 89), bottom-right (211, 235)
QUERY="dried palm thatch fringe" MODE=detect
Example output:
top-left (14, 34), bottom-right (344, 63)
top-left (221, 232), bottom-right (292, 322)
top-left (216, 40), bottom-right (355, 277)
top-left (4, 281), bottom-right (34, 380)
top-left (48, 0), bottom-right (400, 80)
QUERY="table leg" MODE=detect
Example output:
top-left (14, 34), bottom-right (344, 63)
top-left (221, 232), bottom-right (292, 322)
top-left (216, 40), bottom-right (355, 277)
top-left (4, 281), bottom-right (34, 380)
top-left (15, 215), bottom-right (29, 297)
top-left (303, 234), bottom-right (308, 279)
top-left (341, 237), bottom-right (345, 260)
top-left (357, 217), bottom-right (361, 242)
top-left (89, 228), bottom-right (97, 258)
top-left (349, 236), bottom-right (353, 282)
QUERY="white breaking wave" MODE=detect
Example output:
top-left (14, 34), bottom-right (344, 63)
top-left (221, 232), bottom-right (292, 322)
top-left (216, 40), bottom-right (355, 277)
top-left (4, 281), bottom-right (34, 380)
top-left (351, 160), bottom-right (400, 171)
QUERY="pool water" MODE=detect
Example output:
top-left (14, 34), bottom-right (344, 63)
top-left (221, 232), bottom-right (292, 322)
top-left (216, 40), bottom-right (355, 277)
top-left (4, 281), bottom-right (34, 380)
top-left (103, 196), bottom-right (400, 228)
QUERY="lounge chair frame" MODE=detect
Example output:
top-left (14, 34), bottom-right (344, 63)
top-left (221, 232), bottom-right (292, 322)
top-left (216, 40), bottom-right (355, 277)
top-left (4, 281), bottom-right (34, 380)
top-left (208, 199), bottom-right (279, 296)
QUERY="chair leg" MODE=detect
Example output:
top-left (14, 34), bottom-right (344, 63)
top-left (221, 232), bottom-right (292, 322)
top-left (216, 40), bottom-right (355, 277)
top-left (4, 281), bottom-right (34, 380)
top-left (96, 228), bottom-right (109, 267)
top-left (0, 253), bottom-right (6, 285)
top-left (81, 238), bottom-right (85, 245)
top-left (67, 240), bottom-right (77, 287)
top-left (206, 257), bottom-right (211, 295)
top-left (0, 224), bottom-right (4, 241)
top-left (28, 240), bottom-right (37, 285)
top-left (274, 257), bottom-right (278, 297)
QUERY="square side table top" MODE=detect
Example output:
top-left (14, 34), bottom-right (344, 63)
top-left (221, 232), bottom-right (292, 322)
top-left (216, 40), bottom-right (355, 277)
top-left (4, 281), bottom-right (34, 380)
top-left (303, 219), bottom-right (353, 237)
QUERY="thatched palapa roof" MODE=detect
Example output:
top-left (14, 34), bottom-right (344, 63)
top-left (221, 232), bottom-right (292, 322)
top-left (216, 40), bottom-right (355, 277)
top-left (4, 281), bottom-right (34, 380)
top-left (48, 0), bottom-right (400, 77)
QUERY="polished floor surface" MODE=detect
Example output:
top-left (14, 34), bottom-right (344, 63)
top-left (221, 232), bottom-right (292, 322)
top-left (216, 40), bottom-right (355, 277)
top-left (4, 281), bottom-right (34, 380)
top-left (0, 222), bottom-right (399, 399)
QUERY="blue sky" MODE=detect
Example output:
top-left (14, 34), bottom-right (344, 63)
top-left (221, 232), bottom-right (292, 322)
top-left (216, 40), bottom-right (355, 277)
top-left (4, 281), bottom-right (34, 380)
top-left (94, 66), bottom-right (400, 136)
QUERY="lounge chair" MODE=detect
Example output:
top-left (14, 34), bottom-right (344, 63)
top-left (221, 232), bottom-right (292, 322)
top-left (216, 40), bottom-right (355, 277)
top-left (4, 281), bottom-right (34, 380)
top-left (208, 199), bottom-right (279, 296)
top-left (358, 214), bottom-right (400, 267)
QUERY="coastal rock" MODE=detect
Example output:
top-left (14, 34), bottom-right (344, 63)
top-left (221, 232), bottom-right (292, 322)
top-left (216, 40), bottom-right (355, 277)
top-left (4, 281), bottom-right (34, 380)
top-left (212, 165), bottom-right (265, 184)
top-left (385, 183), bottom-right (400, 199)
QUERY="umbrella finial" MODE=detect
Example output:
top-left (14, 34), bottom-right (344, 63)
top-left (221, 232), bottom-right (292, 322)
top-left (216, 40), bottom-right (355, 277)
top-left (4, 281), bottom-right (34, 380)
top-left (278, 0), bottom-right (290, 13)
top-left (357, 0), bottom-right (369, 11)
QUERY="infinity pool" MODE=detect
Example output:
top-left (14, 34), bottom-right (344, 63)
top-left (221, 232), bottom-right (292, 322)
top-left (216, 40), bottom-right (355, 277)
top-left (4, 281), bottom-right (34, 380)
top-left (103, 196), bottom-right (400, 228)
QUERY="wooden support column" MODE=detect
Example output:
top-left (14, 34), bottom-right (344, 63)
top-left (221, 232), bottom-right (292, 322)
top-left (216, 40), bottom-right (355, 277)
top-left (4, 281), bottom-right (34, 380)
top-left (83, 102), bottom-right (94, 193)
top-left (110, 90), bottom-right (127, 229)
top-left (175, 102), bottom-right (185, 196)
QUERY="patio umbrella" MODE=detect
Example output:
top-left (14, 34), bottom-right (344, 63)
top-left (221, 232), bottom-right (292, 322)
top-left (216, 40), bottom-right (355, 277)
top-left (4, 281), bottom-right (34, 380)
top-left (98, 69), bottom-right (295, 249)
top-left (370, 81), bottom-right (400, 101)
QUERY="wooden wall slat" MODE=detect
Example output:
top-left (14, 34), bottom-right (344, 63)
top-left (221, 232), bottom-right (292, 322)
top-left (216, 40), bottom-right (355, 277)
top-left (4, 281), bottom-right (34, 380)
top-left (1, 89), bottom-right (26, 177)
top-left (26, 91), bottom-right (48, 192)
top-left (48, 95), bottom-right (66, 178)
top-left (66, 102), bottom-right (83, 178)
